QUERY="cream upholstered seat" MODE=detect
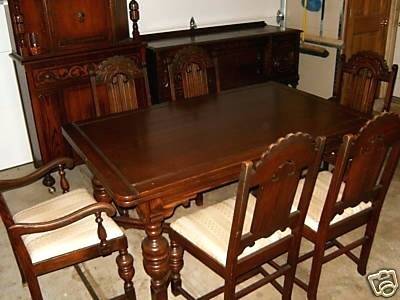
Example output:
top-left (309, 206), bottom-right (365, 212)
top-left (293, 171), bottom-right (372, 231)
top-left (171, 171), bottom-right (372, 266)
top-left (170, 195), bottom-right (291, 266)
top-left (13, 188), bottom-right (124, 264)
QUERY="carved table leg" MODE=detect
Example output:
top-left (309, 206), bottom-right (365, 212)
top-left (116, 248), bottom-right (136, 300)
top-left (142, 221), bottom-right (170, 300)
top-left (92, 177), bottom-right (112, 203)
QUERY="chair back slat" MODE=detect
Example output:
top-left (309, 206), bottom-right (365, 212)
top-left (227, 133), bottom-right (325, 258)
top-left (90, 55), bottom-right (151, 117)
top-left (168, 46), bottom-right (220, 101)
top-left (335, 51), bottom-right (398, 115)
top-left (324, 113), bottom-right (400, 219)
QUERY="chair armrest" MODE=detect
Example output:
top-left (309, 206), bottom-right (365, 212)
top-left (0, 157), bottom-right (74, 192)
top-left (9, 202), bottom-right (116, 237)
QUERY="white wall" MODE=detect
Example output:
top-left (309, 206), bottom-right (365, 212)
top-left (286, 0), bottom-right (343, 98)
top-left (298, 44), bottom-right (337, 99)
top-left (0, 5), bottom-right (32, 170)
top-left (137, 0), bottom-right (280, 34)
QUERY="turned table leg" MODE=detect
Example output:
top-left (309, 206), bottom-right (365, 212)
top-left (142, 221), bottom-right (170, 300)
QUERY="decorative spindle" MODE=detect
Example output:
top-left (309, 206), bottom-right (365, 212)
top-left (13, 3), bottom-right (29, 56)
top-left (95, 212), bottom-right (111, 255)
top-left (129, 0), bottom-right (140, 39)
top-left (58, 164), bottom-right (70, 193)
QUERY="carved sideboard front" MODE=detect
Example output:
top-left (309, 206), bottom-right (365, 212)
top-left (145, 22), bottom-right (301, 103)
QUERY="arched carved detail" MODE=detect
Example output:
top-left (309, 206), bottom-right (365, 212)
top-left (168, 46), bottom-right (216, 101)
top-left (95, 56), bottom-right (143, 83)
top-left (334, 51), bottom-right (398, 114)
top-left (90, 55), bottom-right (151, 116)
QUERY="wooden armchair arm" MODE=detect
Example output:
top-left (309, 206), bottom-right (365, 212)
top-left (9, 202), bottom-right (116, 236)
top-left (0, 157), bottom-right (74, 192)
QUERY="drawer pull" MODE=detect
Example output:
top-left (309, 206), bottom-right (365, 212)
top-left (75, 11), bottom-right (86, 23)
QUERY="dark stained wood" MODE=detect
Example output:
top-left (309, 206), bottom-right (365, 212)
top-left (146, 22), bottom-right (301, 103)
top-left (0, 158), bottom-right (136, 300)
top-left (333, 51), bottom-right (398, 114)
top-left (167, 46), bottom-right (220, 101)
top-left (169, 133), bottom-right (325, 299)
top-left (296, 113), bottom-right (400, 300)
top-left (90, 55), bottom-right (151, 116)
top-left (143, 21), bottom-right (267, 42)
top-left (5, 0), bottom-right (145, 167)
top-left (62, 82), bottom-right (368, 300)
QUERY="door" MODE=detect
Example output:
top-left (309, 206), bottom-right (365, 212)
top-left (344, 0), bottom-right (391, 58)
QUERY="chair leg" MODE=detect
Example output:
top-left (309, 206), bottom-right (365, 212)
top-left (25, 273), bottom-right (43, 300)
top-left (282, 254), bottom-right (298, 299)
top-left (116, 248), bottom-right (136, 300)
top-left (358, 220), bottom-right (379, 275)
top-left (170, 238), bottom-right (184, 296)
top-left (195, 193), bottom-right (203, 206)
top-left (307, 244), bottom-right (325, 300)
top-left (224, 279), bottom-right (236, 300)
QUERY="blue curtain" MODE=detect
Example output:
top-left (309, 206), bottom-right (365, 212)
top-left (301, 0), bottom-right (322, 12)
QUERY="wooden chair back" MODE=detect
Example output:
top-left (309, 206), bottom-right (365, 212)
top-left (333, 51), bottom-right (398, 114)
top-left (90, 55), bottom-right (151, 117)
top-left (168, 46), bottom-right (221, 101)
top-left (226, 133), bottom-right (325, 265)
top-left (322, 113), bottom-right (400, 227)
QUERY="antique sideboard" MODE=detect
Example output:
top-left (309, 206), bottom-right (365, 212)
top-left (145, 22), bottom-right (301, 103)
top-left (5, 0), bottom-right (144, 186)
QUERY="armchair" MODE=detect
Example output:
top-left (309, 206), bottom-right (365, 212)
top-left (0, 158), bottom-right (136, 300)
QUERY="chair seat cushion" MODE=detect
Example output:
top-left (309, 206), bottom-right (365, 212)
top-left (293, 171), bottom-right (372, 231)
top-left (13, 189), bottom-right (124, 264)
top-left (170, 195), bottom-right (291, 266)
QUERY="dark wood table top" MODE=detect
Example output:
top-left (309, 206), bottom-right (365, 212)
top-left (62, 82), bottom-right (367, 207)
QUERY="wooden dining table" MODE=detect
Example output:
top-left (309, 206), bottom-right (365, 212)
top-left (62, 81), bottom-right (368, 300)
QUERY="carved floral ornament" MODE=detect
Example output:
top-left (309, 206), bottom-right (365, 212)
top-left (34, 64), bottom-right (96, 86)
top-left (170, 46), bottom-right (213, 77)
top-left (95, 56), bottom-right (143, 83)
top-left (345, 51), bottom-right (391, 80)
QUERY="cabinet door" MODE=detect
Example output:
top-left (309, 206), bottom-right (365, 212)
top-left (47, 0), bottom-right (113, 50)
top-left (216, 42), bottom-right (264, 90)
top-left (270, 34), bottom-right (300, 82)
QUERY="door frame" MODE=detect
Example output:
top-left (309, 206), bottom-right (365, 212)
top-left (386, 0), bottom-right (400, 65)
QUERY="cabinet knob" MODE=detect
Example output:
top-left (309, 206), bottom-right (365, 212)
top-left (75, 11), bottom-right (86, 23)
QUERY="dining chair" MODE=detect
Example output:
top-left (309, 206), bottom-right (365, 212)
top-left (168, 133), bottom-right (325, 299)
top-left (332, 51), bottom-right (398, 115)
top-left (294, 113), bottom-right (400, 300)
top-left (0, 158), bottom-right (136, 300)
top-left (90, 55), bottom-right (151, 117)
top-left (167, 46), bottom-right (221, 207)
top-left (167, 45), bottom-right (221, 102)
